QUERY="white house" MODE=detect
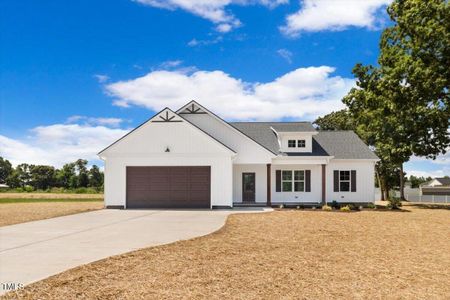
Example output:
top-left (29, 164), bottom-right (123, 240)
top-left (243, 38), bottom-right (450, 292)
top-left (420, 177), bottom-right (450, 196)
top-left (98, 101), bottom-right (379, 209)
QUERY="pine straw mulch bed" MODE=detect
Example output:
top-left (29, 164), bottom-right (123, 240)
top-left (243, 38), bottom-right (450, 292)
top-left (0, 202), bottom-right (104, 227)
top-left (4, 206), bottom-right (450, 299)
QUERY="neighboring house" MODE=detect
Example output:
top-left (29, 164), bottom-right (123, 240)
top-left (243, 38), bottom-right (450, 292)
top-left (420, 177), bottom-right (450, 196)
top-left (99, 101), bottom-right (379, 209)
top-left (0, 183), bottom-right (9, 189)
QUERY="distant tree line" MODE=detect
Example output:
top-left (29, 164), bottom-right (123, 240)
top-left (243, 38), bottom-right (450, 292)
top-left (0, 157), bottom-right (103, 192)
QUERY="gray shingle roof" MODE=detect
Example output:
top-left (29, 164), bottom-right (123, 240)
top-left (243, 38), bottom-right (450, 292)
top-left (271, 123), bottom-right (316, 132)
top-left (229, 122), bottom-right (378, 159)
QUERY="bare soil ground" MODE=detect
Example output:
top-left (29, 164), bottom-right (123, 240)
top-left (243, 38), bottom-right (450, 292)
top-left (0, 193), bottom-right (103, 199)
top-left (4, 206), bottom-right (450, 299)
top-left (0, 202), bottom-right (104, 227)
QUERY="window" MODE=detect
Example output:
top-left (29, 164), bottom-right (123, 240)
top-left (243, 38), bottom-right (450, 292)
top-left (282, 171), bottom-right (292, 191)
top-left (288, 140), bottom-right (296, 148)
top-left (281, 170), bottom-right (305, 192)
top-left (294, 170), bottom-right (305, 192)
top-left (339, 170), bottom-right (351, 192)
top-left (297, 140), bottom-right (306, 148)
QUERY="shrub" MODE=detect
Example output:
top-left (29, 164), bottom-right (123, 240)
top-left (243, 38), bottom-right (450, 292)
top-left (330, 200), bottom-right (339, 209)
top-left (340, 205), bottom-right (351, 212)
top-left (387, 197), bottom-right (402, 209)
top-left (367, 202), bottom-right (376, 209)
top-left (322, 205), bottom-right (332, 211)
top-left (23, 185), bottom-right (34, 192)
top-left (347, 204), bottom-right (356, 210)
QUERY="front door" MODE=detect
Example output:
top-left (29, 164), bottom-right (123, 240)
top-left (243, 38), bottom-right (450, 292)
top-left (242, 173), bottom-right (256, 202)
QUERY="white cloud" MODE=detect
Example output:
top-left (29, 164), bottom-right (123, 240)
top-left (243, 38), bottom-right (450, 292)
top-left (93, 74), bottom-right (110, 83)
top-left (187, 36), bottom-right (223, 47)
top-left (403, 169), bottom-right (449, 179)
top-left (66, 116), bottom-right (124, 127)
top-left (134, 0), bottom-right (287, 32)
top-left (105, 66), bottom-right (354, 120)
top-left (159, 60), bottom-right (183, 69)
top-left (277, 48), bottom-right (293, 63)
top-left (0, 124), bottom-right (128, 167)
top-left (281, 0), bottom-right (391, 36)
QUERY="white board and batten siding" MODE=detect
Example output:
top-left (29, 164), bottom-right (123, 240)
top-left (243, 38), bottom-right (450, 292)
top-left (101, 110), bottom-right (234, 208)
top-left (327, 160), bottom-right (376, 203)
top-left (271, 164), bottom-right (322, 203)
top-left (233, 164), bottom-right (267, 203)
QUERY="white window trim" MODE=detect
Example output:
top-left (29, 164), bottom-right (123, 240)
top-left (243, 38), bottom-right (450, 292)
top-left (339, 170), bottom-right (351, 192)
top-left (297, 140), bottom-right (306, 148)
top-left (288, 140), bottom-right (296, 148)
top-left (281, 170), bottom-right (305, 192)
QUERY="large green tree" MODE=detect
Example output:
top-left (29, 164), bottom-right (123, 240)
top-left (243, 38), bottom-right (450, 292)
top-left (343, 0), bottom-right (449, 203)
top-left (313, 110), bottom-right (355, 131)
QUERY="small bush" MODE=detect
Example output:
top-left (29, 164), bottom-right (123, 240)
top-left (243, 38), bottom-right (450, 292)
top-left (347, 204), bottom-right (356, 210)
top-left (367, 202), bottom-right (376, 209)
top-left (340, 205), bottom-right (351, 212)
top-left (322, 205), bottom-right (332, 211)
top-left (330, 200), bottom-right (339, 209)
top-left (23, 186), bottom-right (34, 192)
top-left (387, 197), bottom-right (402, 209)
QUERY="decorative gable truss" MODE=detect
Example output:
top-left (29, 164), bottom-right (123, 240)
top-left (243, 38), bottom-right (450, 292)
top-left (178, 102), bottom-right (207, 115)
top-left (151, 109), bottom-right (183, 122)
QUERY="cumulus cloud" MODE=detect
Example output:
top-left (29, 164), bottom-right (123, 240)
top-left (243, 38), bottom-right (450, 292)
top-left (277, 48), bottom-right (293, 63)
top-left (281, 0), bottom-right (391, 36)
top-left (134, 0), bottom-right (287, 32)
top-left (93, 74), bottom-right (110, 83)
top-left (66, 116), bottom-right (124, 127)
top-left (105, 66), bottom-right (354, 120)
top-left (0, 124), bottom-right (128, 167)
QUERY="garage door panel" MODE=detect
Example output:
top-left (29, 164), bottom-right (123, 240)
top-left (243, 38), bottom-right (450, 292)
top-left (126, 166), bottom-right (210, 208)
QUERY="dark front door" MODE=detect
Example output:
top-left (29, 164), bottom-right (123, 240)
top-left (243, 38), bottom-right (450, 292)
top-left (242, 173), bottom-right (256, 202)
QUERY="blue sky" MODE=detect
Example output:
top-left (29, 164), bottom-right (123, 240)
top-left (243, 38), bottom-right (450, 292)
top-left (0, 0), bottom-right (448, 177)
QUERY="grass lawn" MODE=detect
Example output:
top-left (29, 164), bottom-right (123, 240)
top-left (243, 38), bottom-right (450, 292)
top-left (4, 204), bottom-right (449, 299)
top-left (0, 198), bottom-right (103, 227)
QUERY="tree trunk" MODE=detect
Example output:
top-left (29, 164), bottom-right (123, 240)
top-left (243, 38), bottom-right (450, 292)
top-left (376, 171), bottom-right (385, 201)
top-left (399, 163), bottom-right (406, 200)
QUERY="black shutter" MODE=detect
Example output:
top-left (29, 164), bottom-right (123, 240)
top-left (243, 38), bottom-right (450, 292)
top-left (333, 170), bottom-right (339, 192)
top-left (276, 170), bottom-right (281, 192)
top-left (305, 170), bottom-right (311, 192)
top-left (351, 170), bottom-right (357, 192)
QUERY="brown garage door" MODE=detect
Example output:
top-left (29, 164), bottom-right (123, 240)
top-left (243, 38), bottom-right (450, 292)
top-left (126, 166), bottom-right (211, 208)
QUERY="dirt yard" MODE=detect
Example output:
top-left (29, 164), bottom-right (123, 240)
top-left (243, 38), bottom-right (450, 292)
top-left (0, 202), bottom-right (104, 227)
top-left (0, 193), bottom-right (103, 199)
top-left (4, 205), bottom-right (450, 299)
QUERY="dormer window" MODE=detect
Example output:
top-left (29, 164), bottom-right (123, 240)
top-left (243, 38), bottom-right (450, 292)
top-left (288, 140), bottom-right (296, 148)
top-left (297, 140), bottom-right (306, 148)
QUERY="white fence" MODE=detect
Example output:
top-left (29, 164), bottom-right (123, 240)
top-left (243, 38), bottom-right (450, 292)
top-left (406, 194), bottom-right (450, 203)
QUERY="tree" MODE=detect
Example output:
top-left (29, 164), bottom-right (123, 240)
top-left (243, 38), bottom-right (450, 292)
top-left (409, 175), bottom-right (432, 188)
top-left (15, 164), bottom-right (32, 187)
top-left (313, 110), bottom-right (355, 131)
top-left (55, 163), bottom-right (76, 188)
top-left (343, 0), bottom-right (450, 202)
top-left (88, 165), bottom-right (103, 189)
top-left (0, 157), bottom-right (12, 184)
top-left (75, 159), bottom-right (89, 188)
top-left (29, 165), bottom-right (55, 190)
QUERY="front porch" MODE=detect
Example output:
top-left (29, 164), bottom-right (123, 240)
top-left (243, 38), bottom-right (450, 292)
top-left (232, 158), bottom-right (330, 207)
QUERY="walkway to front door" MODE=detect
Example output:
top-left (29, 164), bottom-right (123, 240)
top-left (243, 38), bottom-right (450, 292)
top-left (242, 172), bottom-right (255, 202)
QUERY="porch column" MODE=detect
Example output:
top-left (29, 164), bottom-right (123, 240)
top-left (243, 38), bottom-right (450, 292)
top-left (267, 163), bottom-right (271, 207)
top-left (321, 164), bottom-right (326, 205)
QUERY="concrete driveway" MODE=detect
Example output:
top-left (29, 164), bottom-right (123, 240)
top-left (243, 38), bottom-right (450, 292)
top-left (0, 208), bottom-right (270, 294)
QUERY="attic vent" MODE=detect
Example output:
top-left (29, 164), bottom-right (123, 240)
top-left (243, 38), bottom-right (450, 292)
top-left (179, 103), bottom-right (207, 114)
